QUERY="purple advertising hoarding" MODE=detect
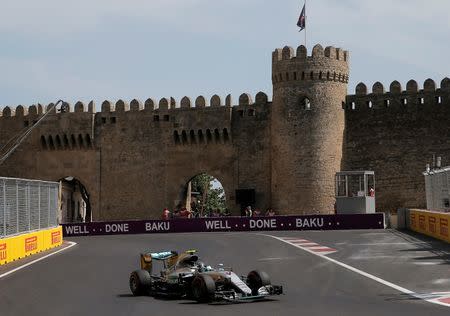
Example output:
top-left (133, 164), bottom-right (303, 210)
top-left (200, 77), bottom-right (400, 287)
top-left (62, 214), bottom-right (385, 237)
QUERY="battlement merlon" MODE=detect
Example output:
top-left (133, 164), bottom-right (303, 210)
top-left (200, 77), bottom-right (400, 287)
top-left (0, 92), bottom-right (272, 119)
top-left (345, 78), bottom-right (450, 111)
top-left (99, 92), bottom-right (270, 114)
top-left (272, 44), bottom-right (350, 86)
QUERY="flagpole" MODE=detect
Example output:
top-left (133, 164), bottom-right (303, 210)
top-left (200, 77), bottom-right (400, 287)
top-left (304, 0), bottom-right (307, 48)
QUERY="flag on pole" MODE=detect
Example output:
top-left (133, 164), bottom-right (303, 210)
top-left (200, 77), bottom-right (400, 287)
top-left (297, 4), bottom-right (306, 31)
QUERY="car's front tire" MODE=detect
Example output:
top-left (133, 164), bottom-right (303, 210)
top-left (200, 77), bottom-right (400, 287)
top-left (246, 270), bottom-right (271, 295)
top-left (130, 270), bottom-right (152, 296)
top-left (191, 274), bottom-right (216, 303)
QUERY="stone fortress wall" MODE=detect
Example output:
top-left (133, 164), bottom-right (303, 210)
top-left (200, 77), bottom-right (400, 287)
top-left (344, 78), bottom-right (450, 211)
top-left (0, 43), bottom-right (448, 220)
top-left (0, 92), bottom-right (272, 220)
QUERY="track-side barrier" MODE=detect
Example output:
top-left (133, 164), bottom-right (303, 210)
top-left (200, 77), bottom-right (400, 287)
top-left (0, 226), bottom-right (63, 265)
top-left (408, 209), bottom-right (450, 243)
top-left (62, 213), bottom-right (385, 237)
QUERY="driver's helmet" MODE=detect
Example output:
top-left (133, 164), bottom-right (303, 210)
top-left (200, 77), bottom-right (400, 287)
top-left (197, 261), bottom-right (206, 272)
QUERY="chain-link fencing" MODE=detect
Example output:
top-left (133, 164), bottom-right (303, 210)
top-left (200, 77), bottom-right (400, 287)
top-left (0, 177), bottom-right (59, 238)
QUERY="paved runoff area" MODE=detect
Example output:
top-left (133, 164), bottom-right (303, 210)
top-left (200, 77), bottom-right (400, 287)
top-left (0, 229), bottom-right (449, 316)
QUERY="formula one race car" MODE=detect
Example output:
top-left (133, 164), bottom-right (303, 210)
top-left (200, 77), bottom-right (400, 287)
top-left (129, 249), bottom-right (283, 303)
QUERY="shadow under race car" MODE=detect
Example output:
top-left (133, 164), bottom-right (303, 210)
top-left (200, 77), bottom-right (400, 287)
top-left (129, 250), bottom-right (283, 303)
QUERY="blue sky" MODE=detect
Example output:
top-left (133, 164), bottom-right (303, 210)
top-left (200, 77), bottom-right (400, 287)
top-left (0, 0), bottom-right (449, 109)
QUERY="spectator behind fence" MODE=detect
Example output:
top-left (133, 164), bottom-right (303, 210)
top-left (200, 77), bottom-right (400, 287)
top-left (245, 206), bottom-right (253, 217)
top-left (179, 207), bottom-right (192, 219)
top-left (253, 208), bottom-right (261, 217)
top-left (162, 208), bottom-right (170, 220)
top-left (265, 208), bottom-right (276, 217)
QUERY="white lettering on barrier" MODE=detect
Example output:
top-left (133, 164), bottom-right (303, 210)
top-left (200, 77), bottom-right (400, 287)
top-left (249, 219), bottom-right (277, 229)
top-left (205, 220), bottom-right (231, 230)
top-left (145, 222), bottom-right (170, 232)
top-left (296, 218), bottom-right (324, 228)
top-left (105, 223), bottom-right (129, 233)
top-left (65, 225), bottom-right (90, 235)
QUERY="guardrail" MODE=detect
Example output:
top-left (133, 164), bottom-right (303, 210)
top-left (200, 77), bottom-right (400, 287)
top-left (62, 213), bottom-right (385, 237)
top-left (408, 209), bottom-right (450, 243)
top-left (0, 226), bottom-right (63, 265)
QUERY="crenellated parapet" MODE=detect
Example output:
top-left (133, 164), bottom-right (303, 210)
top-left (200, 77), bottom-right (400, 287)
top-left (0, 101), bottom-right (95, 120)
top-left (346, 77), bottom-right (450, 111)
top-left (0, 92), bottom-right (271, 122)
top-left (97, 92), bottom-right (270, 115)
top-left (272, 44), bottom-right (350, 87)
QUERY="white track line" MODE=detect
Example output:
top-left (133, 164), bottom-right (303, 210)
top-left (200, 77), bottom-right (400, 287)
top-left (261, 234), bottom-right (450, 308)
top-left (0, 242), bottom-right (77, 279)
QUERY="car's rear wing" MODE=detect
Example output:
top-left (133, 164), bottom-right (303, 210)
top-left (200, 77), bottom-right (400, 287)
top-left (140, 251), bottom-right (179, 272)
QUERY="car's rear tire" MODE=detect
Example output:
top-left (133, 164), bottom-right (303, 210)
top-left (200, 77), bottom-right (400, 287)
top-left (247, 270), bottom-right (271, 295)
top-left (130, 270), bottom-right (152, 296)
top-left (191, 274), bottom-right (216, 303)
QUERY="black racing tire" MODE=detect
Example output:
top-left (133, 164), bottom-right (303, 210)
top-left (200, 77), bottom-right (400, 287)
top-left (247, 270), bottom-right (271, 295)
top-left (191, 274), bottom-right (216, 303)
top-left (129, 270), bottom-right (152, 296)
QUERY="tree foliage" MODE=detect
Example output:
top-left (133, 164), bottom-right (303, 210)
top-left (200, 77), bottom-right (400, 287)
top-left (190, 173), bottom-right (226, 216)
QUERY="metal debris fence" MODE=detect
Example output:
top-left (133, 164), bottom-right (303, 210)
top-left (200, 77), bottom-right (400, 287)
top-left (0, 177), bottom-right (59, 238)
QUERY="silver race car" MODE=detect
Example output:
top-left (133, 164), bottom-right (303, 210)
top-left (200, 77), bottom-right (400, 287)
top-left (129, 249), bottom-right (283, 303)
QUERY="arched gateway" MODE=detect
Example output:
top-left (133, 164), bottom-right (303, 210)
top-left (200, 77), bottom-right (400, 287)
top-left (0, 42), bottom-right (446, 218)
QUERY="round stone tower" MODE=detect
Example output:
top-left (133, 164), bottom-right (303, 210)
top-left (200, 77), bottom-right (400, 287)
top-left (271, 44), bottom-right (350, 214)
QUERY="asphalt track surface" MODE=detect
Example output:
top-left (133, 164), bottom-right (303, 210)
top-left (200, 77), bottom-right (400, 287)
top-left (1, 230), bottom-right (449, 316)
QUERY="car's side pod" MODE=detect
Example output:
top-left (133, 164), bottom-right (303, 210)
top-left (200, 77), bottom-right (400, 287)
top-left (140, 254), bottom-right (153, 273)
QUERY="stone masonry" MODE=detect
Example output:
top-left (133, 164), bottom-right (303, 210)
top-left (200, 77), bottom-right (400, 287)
top-left (0, 43), bottom-right (448, 221)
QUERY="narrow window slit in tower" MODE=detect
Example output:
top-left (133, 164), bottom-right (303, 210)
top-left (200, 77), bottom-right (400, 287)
top-left (402, 98), bottom-right (408, 105)
top-left (367, 101), bottom-right (373, 108)
top-left (436, 96), bottom-right (442, 104)
top-left (248, 109), bottom-right (256, 116)
top-left (286, 72), bottom-right (289, 81)
top-left (384, 100), bottom-right (390, 107)
top-left (419, 97), bottom-right (424, 105)
top-left (304, 98), bottom-right (311, 110)
top-left (351, 102), bottom-right (356, 110)
top-left (294, 72), bottom-right (297, 80)
top-left (153, 115), bottom-right (160, 122)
